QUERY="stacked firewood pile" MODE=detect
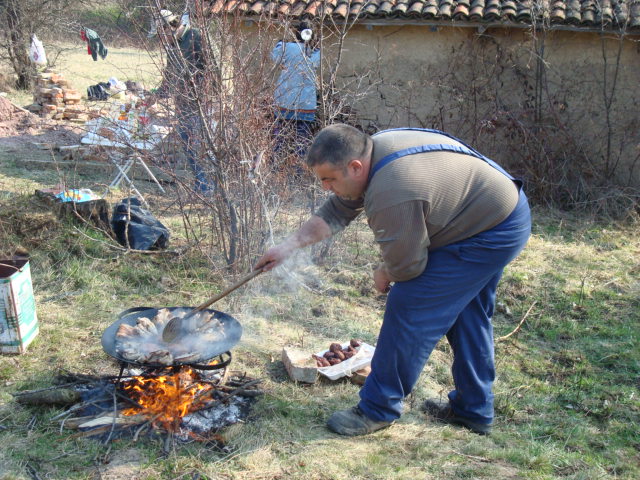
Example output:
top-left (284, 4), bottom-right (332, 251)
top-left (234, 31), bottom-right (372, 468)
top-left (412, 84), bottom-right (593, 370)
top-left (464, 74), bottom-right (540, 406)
top-left (28, 70), bottom-right (89, 122)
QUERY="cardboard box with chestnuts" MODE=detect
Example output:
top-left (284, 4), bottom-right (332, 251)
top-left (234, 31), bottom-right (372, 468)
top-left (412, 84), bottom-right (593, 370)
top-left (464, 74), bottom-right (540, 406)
top-left (314, 340), bottom-right (375, 381)
top-left (282, 339), bottom-right (375, 383)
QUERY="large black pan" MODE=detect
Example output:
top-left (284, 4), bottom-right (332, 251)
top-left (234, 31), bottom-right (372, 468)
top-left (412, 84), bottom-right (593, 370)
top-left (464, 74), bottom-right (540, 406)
top-left (101, 307), bottom-right (242, 369)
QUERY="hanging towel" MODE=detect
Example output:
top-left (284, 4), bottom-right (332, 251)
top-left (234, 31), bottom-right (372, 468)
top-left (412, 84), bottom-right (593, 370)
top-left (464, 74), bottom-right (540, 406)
top-left (80, 28), bottom-right (108, 61)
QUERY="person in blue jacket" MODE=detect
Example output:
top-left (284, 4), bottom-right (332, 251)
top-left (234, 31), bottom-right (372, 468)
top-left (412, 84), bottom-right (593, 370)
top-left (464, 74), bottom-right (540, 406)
top-left (272, 21), bottom-right (321, 160)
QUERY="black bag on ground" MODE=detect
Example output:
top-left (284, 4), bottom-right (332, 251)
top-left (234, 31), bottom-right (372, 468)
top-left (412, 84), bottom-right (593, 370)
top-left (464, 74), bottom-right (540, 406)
top-left (87, 82), bottom-right (110, 101)
top-left (111, 197), bottom-right (169, 250)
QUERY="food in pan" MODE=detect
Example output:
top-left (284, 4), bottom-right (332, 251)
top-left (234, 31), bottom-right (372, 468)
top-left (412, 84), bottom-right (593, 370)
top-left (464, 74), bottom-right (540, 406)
top-left (114, 308), bottom-right (226, 365)
top-left (312, 339), bottom-right (362, 368)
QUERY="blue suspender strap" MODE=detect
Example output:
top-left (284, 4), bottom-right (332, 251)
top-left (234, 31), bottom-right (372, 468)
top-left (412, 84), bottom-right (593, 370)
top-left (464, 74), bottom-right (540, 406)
top-left (369, 128), bottom-right (522, 188)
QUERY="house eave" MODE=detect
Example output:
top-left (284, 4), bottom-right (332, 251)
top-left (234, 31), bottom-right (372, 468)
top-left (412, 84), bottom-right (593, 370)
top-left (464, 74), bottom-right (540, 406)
top-left (356, 18), bottom-right (640, 35)
top-left (235, 14), bottom-right (640, 37)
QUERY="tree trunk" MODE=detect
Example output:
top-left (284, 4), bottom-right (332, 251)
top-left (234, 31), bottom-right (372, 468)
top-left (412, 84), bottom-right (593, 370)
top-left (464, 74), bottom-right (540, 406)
top-left (4, 0), bottom-right (33, 90)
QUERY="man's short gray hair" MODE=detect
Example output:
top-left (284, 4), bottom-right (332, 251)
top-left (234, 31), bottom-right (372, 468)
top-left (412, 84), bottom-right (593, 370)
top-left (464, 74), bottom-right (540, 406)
top-left (306, 124), bottom-right (372, 168)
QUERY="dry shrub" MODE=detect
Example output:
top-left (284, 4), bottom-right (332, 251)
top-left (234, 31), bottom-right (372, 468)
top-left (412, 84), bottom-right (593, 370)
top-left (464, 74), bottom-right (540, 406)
top-left (423, 32), bottom-right (639, 220)
top-left (130, 4), bottom-right (371, 272)
top-left (0, 198), bottom-right (62, 253)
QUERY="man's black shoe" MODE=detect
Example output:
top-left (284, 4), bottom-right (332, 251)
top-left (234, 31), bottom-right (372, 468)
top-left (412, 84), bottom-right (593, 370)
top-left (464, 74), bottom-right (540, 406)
top-left (327, 406), bottom-right (393, 436)
top-left (422, 399), bottom-right (492, 435)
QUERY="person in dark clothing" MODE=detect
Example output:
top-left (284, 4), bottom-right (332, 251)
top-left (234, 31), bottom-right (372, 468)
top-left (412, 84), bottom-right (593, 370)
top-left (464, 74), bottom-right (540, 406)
top-left (149, 10), bottom-right (217, 195)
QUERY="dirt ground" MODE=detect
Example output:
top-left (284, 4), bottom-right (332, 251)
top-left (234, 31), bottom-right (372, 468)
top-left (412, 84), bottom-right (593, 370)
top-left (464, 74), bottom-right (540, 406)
top-left (0, 96), bottom-right (82, 150)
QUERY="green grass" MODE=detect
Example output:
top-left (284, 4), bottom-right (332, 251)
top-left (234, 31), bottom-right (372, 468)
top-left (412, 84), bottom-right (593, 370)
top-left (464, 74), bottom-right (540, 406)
top-left (0, 49), bottom-right (639, 480)
top-left (1, 152), bottom-right (638, 480)
top-left (2, 42), bottom-right (161, 108)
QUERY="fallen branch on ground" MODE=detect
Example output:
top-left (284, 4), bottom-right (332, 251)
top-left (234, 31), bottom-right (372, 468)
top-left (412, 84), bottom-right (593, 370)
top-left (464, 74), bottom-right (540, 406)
top-left (496, 301), bottom-right (537, 342)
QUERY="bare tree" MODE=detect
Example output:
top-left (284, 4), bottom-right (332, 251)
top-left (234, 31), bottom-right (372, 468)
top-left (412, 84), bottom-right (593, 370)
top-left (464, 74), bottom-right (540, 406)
top-left (0, 0), bottom-right (33, 89)
top-left (0, 0), bottom-right (82, 89)
top-left (127, 2), bottom-right (376, 272)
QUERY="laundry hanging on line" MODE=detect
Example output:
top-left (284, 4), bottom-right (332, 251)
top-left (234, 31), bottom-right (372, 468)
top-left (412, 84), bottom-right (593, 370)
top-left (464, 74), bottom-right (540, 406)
top-left (80, 27), bottom-right (108, 61)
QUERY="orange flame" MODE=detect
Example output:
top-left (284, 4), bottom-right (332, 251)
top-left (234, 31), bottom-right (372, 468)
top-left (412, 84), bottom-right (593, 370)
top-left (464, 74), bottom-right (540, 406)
top-left (121, 366), bottom-right (214, 431)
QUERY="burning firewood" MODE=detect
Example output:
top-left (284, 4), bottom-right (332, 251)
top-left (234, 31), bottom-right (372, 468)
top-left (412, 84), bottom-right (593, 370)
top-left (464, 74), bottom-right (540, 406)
top-left (77, 413), bottom-right (146, 429)
top-left (49, 369), bottom-right (262, 444)
top-left (14, 387), bottom-right (82, 406)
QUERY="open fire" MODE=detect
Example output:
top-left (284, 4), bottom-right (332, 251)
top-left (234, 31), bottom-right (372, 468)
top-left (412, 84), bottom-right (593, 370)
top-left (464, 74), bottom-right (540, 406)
top-left (121, 365), bottom-right (218, 431)
top-left (14, 361), bottom-right (262, 448)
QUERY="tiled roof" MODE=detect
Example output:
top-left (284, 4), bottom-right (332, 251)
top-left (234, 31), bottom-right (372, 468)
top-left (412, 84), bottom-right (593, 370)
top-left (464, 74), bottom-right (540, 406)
top-left (206, 0), bottom-right (640, 31)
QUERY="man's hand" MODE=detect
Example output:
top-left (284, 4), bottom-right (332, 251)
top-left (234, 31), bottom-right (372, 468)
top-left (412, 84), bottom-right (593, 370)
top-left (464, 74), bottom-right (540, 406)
top-left (254, 243), bottom-right (293, 272)
top-left (254, 216), bottom-right (332, 272)
top-left (373, 264), bottom-right (392, 293)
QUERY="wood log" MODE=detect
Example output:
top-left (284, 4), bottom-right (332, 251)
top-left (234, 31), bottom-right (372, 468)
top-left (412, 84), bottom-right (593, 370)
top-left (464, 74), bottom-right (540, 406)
top-left (61, 415), bottom-right (99, 430)
top-left (35, 191), bottom-right (112, 232)
top-left (58, 198), bottom-right (111, 232)
top-left (4, 98), bottom-right (32, 115)
top-left (70, 425), bottom-right (113, 438)
top-left (57, 144), bottom-right (84, 151)
top-left (14, 388), bottom-right (81, 406)
top-left (78, 413), bottom-right (145, 429)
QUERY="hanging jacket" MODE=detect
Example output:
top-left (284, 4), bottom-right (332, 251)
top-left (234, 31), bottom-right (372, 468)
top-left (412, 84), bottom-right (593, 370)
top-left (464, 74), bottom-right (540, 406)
top-left (80, 28), bottom-right (108, 61)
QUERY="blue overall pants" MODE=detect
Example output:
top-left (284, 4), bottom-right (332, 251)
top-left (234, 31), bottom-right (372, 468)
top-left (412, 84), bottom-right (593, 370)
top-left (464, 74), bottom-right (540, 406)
top-left (357, 129), bottom-right (532, 425)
